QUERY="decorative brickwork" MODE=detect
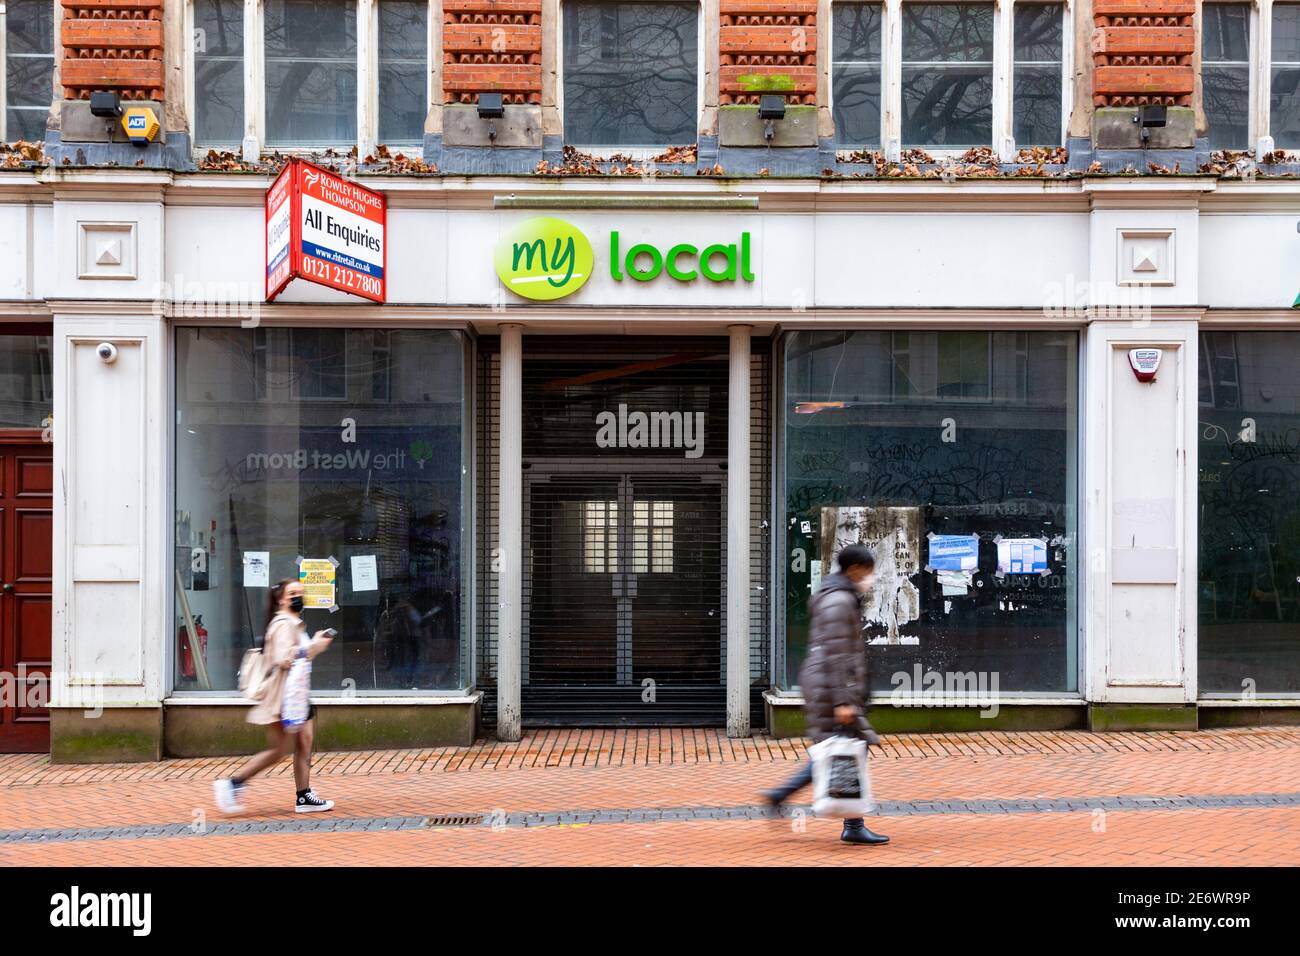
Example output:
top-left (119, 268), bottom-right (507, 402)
top-left (60, 0), bottom-right (164, 101)
top-left (720, 0), bottom-right (817, 106)
top-left (443, 0), bottom-right (542, 105)
top-left (1091, 0), bottom-right (1194, 107)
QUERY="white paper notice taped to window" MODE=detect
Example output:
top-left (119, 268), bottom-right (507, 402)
top-left (243, 551), bottom-right (270, 588)
top-left (351, 554), bottom-right (379, 592)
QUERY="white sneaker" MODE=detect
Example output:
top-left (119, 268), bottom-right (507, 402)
top-left (214, 778), bottom-right (245, 814)
top-left (295, 790), bottom-right (334, 813)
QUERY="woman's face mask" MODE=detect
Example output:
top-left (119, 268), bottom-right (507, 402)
top-left (288, 595), bottom-right (304, 613)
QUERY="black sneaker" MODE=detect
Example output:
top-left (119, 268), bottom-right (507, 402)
top-left (294, 790), bottom-right (335, 813)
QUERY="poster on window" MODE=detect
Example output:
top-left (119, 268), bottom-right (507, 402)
top-left (298, 556), bottom-right (339, 612)
top-left (820, 505), bottom-right (921, 645)
top-left (264, 158), bottom-right (387, 304)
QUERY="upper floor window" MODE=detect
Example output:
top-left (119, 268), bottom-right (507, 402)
top-left (1274, 3), bottom-right (1300, 148)
top-left (2, 0), bottom-right (54, 142)
top-left (191, 0), bottom-right (427, 153)
top-left (1203, 3), bottom-right (1249, 149)
top-left (1012, 2), bottom-right (1064, 146)
top-left (832, 1), bottom-right (1067, 152)
top-left (901, 3), bottom-right (994, 147)
top-left (561, 1), bottom-right (699, 148)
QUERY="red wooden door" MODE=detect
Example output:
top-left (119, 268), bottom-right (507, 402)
top-left (0, 436), bottom-right (52, 752)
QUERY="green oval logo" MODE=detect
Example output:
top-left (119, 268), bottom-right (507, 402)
top-left (495, 217), bottom-right (594, 301)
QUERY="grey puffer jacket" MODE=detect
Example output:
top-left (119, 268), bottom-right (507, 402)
top-left (798, 573), bottom-right (873, 744)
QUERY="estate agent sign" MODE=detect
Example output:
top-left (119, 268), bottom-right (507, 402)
top-left (266, 158), bottom-right (387, 303)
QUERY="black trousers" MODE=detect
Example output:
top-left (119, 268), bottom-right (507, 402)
top-left (774, 759), bottom-right (864, 828)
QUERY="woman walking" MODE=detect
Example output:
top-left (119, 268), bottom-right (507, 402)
top-left (214, 578), bottom-right (336, 814)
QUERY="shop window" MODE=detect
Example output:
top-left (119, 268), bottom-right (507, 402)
top-left (377, 0), bottom-right (428, 146)
top-left (781, 330), bottom-right (1079, 694)
top-left (901, 3), bottom-right (994, 147)
top-left (264, 0), bottom-right (358, 148)
top-left (1198, 331), bottom-right (1300, 694)
top-left (1012, 2), bottom-right (1064, 147)
top-left (832, 3), bottom-right (884, 147)
top-left (2, 0), bottom-right (54, 142)
top-left (0, 334), bottom-right (52, 428)
top-left (561, 1), bottom-right (699, 148)
top-left (173, 328), bottom-right (467, 693)
top-left (194, 0), bottom-right (245, 148)
top-left (632, 500), bottom-right (674, 573)
top-left (289, 328), bottom-right (348, 400)
top-left (1203, 3), bottom-right (1250, 149)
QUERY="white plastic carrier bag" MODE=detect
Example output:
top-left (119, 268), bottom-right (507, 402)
top-left (280, 656), bottom-right (311, 731)
top-left (809, 735), bottom-right (874, 817)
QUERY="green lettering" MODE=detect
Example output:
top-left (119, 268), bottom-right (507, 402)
top-left (626, 243), bottom-right (663, 282)
top-left (666, 244), bottom-right (698, 281)
top-left (741, 231), bottom-right (754, 281)
top-left (610, 231), bottom-right (623, 281)
top-left (512, 239), bottom-right (546, 273)
top-left (548, 236), bottom-right (575, 288)
top-left (700, 243), bottom-right (737, 282)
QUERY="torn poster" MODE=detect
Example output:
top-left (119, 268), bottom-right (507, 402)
top-left (820, 505), bottom-right (921, 644)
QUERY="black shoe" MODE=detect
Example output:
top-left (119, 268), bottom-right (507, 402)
top-left (841, 823), bottom-right (890, 845)
top-left (760, 789), bottom-right (789, 816)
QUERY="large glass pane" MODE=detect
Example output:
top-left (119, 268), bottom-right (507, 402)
top-left (0, 334), bottom-right (52, 428)
top-left (781, 330), bottom-right (1078, 694)
top-left (194, 0), bottom-right (245, 147)
top-left (1204, 3), bottom-right (1249, 149)
top-left (4, 0), bottom-right (54, 141)
top-left (378, 0), bottom-right (427, 145)
top-left (562, 1), bottom-right (698, 147)
top-left (173, 328), bottom-right (466, 693)
top-left (1198, 331), bottom-right (1300, 694)
top-left (1012, 3), bottom-right (1062, 146)
top-left (832, 3), bottom-right (883, 147)
top-left (265, 0), bottom-right (358, 147)
top-left (1273, 4), bottom-right (1300, 148)
top-left (901, 3), bottom-right (994, 147)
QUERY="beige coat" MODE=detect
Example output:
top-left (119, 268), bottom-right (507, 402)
top-left (246, 611), bottom-right (309, 725)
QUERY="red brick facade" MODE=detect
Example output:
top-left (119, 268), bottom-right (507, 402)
top-left (60, 0), bottom-right (164, 102)
top-left (442, 0), bottom-right (543, 106)
top-left (720, 0), bottom-right (817, 107)
top-left (1091, 0), bottom-right (1195, 108)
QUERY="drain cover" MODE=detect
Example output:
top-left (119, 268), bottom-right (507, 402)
top-left (424, 815), bottom-right (484, 828)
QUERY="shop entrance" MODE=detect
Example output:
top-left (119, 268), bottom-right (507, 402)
top-left (514, 338), bottom-right (731, 725)
top-left (523, 472), bottom-right (724, 723)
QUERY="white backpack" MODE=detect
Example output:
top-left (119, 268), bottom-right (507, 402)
top-left (237, 646), bottom-right (272, 702)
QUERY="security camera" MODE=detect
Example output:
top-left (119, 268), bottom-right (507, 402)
top-left (96, 342), bottom-right (119, 364)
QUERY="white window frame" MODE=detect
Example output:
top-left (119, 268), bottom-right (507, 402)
top-left (829, 0), bottom-right (1072, 160)
top-left (185, 0), bottom-right (433, 161)
top-left (0, 0), bottom-right (56, 143)
top-left (556, 0), bottom-right (705, 156)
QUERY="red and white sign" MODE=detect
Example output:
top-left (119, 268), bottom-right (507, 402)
top-left (264, 158), bottom-right (387, 303)
top-left (1128, 348), bottom-right (1163, 383)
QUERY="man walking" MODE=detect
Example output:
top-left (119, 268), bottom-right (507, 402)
top-left (763, 544), bottom-right (889, 845)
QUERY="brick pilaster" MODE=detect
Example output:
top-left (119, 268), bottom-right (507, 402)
top-left (719, 0), bottom-right (817, 106)
top-left (1091, 0), bottom-right (1194, 108)
top-left (442, 0), bottom-right (542, 105)
top-left (60, 0), bottom-right (164, 101)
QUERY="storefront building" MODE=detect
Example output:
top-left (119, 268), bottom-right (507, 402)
top-left (1, 0), bottom-right (1299, 760)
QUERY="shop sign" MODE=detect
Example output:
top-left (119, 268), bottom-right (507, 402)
top-left (495, 216), bottom-right (755, 301)
top-left (265, 158), bottom-right (387, 303)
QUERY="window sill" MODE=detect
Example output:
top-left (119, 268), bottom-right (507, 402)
top-left (165, 692), bottom-right (482, 706)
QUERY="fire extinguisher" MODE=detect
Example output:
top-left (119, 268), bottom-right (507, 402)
top-left (180, 615), bottom-right (209, 680)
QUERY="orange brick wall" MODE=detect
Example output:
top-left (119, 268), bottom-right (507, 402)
top-left (443, 0), bottom-right (542, 105)
top-left (720, 0), bottom-right (817, 106)
top-left (60, 0), bottom-right (164, 101)
top-left (1091, 0), bottom-right (1194, 108)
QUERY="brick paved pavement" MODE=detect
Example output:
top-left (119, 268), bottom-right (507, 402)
top-left (2, 728), bottom-right (1298, 866)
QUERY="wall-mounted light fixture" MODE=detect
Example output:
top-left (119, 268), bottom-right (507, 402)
top-left (758, 94), bottom-right (786, 142)
top-left (478, 93), bottom-right (505, 143)
top-left (1134, 104), bottom-right (1167, 148)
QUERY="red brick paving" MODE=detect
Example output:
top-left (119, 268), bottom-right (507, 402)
top-left (3, 728), bottom-right (1299, 866)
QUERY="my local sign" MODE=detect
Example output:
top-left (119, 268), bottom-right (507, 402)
top-left (266, 158), bottom-right (387, 303)
top-left (495, 216), bottom-right (754, 301)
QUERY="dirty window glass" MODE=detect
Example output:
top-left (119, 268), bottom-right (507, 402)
top-left (1272, 3), bottom-right (1300, 148)
top-left (901, 3), bottom-right (994, 147)
top-left (1198, 331), bottom-right (1300, 694)
top-left (4, 0), bottom-right (54, 142)
top-left (173, 328), bottom-right (466, 693)
top-left (264, 0), bottom-right (358, 147)
top-left (562, 1), bottom-right (698, 147)
top-left (1204, 3), bottom-right (1250, 149)
top-left (378, 0), bottom-right (427, 146)
top-left (1012, 3), bottom-right (1063, 147)
top-left (0, 335), bottom-right (52, 428)
top-left (832, 3), bottom-right (883, 147)
top-left (194, 0), bottom-right (245, 148)
top-left (781, 330), bottom-right (1079, 694)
